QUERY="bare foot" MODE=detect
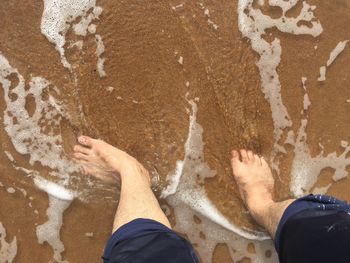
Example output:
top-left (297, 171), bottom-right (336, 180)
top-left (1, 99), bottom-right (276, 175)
top-left (73, 135), bottom-right (150, 185)
top-left (231, 149), bottom-right (274, 225)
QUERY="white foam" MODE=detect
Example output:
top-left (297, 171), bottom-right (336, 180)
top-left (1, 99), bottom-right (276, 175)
top-left (41, 0), bottom-right (106, 76)
top-left (0, 53), bottom-right (80, 183)
top-left (318, 66), bottom-right (326, 81)
top-left (290, 66), bottom-right (350, 197)
top-left (327, 40), bottom-right (349, 66)
top-left (88, 24), bottom-right (97, 34)
top-left (161, 160), bottom-right (184, 198)
top-left (290, 119), bottom-right (350, 197)
top-left (95, 34), bottom-right (106, 78)
top-left (106, 86), bottom-right (115, 93)
top-left (165, 3), bottom-right (325, 260)
top-left (36, 195), bottom-right (72, 263)
top-left (34, 176), bottom-right (75, 201)
top-left (164, 98), bottom-right (275, 263)
top-left (199, 4), bottom-right (219, 30)
top-left (41, 0), bottom-right (97, 69)
top-left (171, 3), bottom-right (184, 10)
top-left (312, 184), bottom-right (332, 195)
top-left (6, 187), bottom-right (15, 194)
top-left (303, 94), bottom-right (311, 110)
top-left (178, 56), bottom-right (184, 65)
top-left (3, 151), bottom-right (14, 162)
top-left (318, 40), bottom-right (348, 82)
top-left (1, 54), bottom-right (83, 261)
top-left (70, 40), bottom-right (84, 50)
top-left (238, 0), bottom-right (322, 145)
top-left (0, 222), bottom-right (17, 263)
top-left (236, 1), bottom-right (350, 203)
top-left (72, 5), bottom-right (102, 37)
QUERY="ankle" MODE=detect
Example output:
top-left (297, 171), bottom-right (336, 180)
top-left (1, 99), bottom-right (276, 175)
top-left (247, 196), bottom-right (275, 222)
top-left (120, 163), bottom-right (151, 186)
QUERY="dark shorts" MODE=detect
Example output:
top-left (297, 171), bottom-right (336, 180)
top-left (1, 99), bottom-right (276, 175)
top-left (103, 194), bottom-right (350, 263)
top-left (102, 218), bottom-right (199, 263)
top-left (275, 194), bottom-right (350, 263)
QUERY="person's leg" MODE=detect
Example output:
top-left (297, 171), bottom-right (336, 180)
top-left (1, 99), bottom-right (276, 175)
top-left (230, 149), bottom-right (294, 238)
top-left (231, 149), bottom-right (350, 263)
top-left (73, 135), bottom-right (171, 232)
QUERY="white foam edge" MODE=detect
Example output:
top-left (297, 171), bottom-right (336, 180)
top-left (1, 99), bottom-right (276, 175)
top-left (327, 40), bottom-right (349, 67)
top-left (34, 176), bottom-right (75, 201)
top-left (163, 97), bottom-right (269, 240)
top-left (179, 188), bottom-right (270, 240)
top-left (0, 222), bottom-right (17, 263)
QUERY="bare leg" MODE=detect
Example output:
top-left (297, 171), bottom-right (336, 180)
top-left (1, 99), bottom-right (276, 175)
top-left (230, 149), bottom-right (294, 238)
top-left (73, 136), bottom-right (171, 233)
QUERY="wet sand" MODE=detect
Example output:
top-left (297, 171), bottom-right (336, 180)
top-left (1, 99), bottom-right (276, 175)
top-left (1, 0), bottom-right (350, 262)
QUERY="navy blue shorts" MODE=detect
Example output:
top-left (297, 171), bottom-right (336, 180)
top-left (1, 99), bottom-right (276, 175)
top-left (103, 194), bottom-right (350, 263)
top-left (102, 218), bottom-right (199, 263)
top-left (275, 194), bottom-right (350, 263)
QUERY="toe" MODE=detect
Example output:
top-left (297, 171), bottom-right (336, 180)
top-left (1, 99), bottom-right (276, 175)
top-left (240, 149), bottom-right (248, 163)
top-left (231, 150), bottom-right (244, 176)
top-left (254, 154), bottom-right (262, 165)
top-left (231, 150), bottom-right (241, 165)
top-left (260, 156), bottom-right (268, 167)
top-left (82, 166), bottom-right (94, 176)
top-left (247, 150), bottom-right (254, 161)
top-left (73, 152), bottom-right (89, 161)
top-left (78, 136), bottom-right (93, 147)
top-left (73, 145), bottom-right (91, 155)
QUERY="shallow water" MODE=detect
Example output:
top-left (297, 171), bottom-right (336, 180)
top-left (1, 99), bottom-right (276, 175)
top-left (1, 0), bottom-right (350, 262)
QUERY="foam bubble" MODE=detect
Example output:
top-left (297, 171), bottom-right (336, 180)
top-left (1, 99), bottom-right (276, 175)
top-left (327, 40), bottom-right (349, 66)
top-left (6, 187), bottom-right (15, 194)
top-left (85, 232), bottom-right (94, 237)
top-left (303, 94), bottom-right (310, 111)
top-left (95, 34), bottom-right (106, 78)
top-left (36, 195), bottom-right (72, 263)
top-left (318, 66), bottom-right (326, 81)
top-left (0, 222), bottom-right (17, 263)
top-left (178, 56), bottom-right (184, 65)
top-left (318, 40), bottom-right (348, 82)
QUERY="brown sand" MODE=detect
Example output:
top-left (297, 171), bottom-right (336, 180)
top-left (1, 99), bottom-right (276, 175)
top-left (1, 0), bottom-right (350, 262)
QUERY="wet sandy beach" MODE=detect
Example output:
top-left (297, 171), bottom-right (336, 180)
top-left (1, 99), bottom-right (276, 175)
top-left (1, 0), bottom-right (350, 262)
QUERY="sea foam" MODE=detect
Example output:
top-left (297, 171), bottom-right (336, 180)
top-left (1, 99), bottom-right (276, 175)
top-left (237, 1), bottom-right (350, 201)
top-left (0, 53), bottom-right (79, 182)
top-left (0, 52), bottom-right (80, 263)
top-left (238, 0), bottom-right (323, 147)
top-left (163, 97), bottom-right (275, 263)
top-left (0, 222), bottom-right (17, 263)
top-left (41, 0), bottom-right (107, 77)
top-left (36, 194), bottom-right (72, 263)
top-left (318, 40), bottom-right (349, 81)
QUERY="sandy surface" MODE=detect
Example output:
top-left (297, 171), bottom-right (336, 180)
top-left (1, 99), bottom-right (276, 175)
top-left (1, 0), bottom-right (350, 262)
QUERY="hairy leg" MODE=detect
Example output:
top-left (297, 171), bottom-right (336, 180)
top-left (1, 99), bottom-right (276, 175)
top-left (74, 136), bottom-right (171, 232)
top-left (230, 149), bottom-right (294, 238)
